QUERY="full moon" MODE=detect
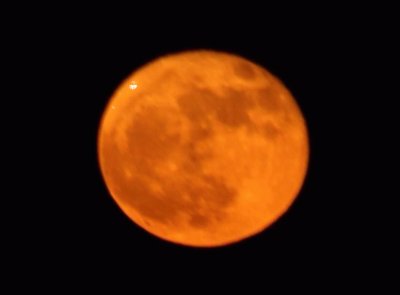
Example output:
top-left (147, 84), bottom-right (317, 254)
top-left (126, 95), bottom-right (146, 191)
top-left (98, 50), bottom-right (309, 247)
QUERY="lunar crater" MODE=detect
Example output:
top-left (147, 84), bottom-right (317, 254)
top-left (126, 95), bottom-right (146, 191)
top-left (232, 60), bottom-right (257, 80)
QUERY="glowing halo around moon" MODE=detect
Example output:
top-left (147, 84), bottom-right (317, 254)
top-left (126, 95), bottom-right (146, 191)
top-left (98, 50), bottom-right (309, 247)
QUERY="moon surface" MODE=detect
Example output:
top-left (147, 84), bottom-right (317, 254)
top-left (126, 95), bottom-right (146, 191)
top-left (98, 50), bottom-right (309, 247)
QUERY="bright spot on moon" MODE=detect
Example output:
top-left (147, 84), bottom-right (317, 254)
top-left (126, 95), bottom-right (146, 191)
top-left (129, 81), bottom-right (138, 90)
top-left (98, 50), bottom-right (309, 247)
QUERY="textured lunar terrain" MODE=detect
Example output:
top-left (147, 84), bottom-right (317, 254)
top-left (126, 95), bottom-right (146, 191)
top-left (98, 50), bottom-right (309, 247)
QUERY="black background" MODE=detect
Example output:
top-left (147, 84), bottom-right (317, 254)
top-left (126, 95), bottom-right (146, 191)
top-left (8, 5), bottom-right (392, 287)
top-left (63, 32), bottom-right (344, 267)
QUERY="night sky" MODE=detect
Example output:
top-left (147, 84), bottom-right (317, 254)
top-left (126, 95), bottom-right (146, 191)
top-left (10, 7), bottom-right (386, 286)
top-left (66, 32), bottom-right (338, 263)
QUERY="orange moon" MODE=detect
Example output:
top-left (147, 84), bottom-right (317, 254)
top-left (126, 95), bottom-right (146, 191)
top-left (98, 50), bottom-right (309, 247)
